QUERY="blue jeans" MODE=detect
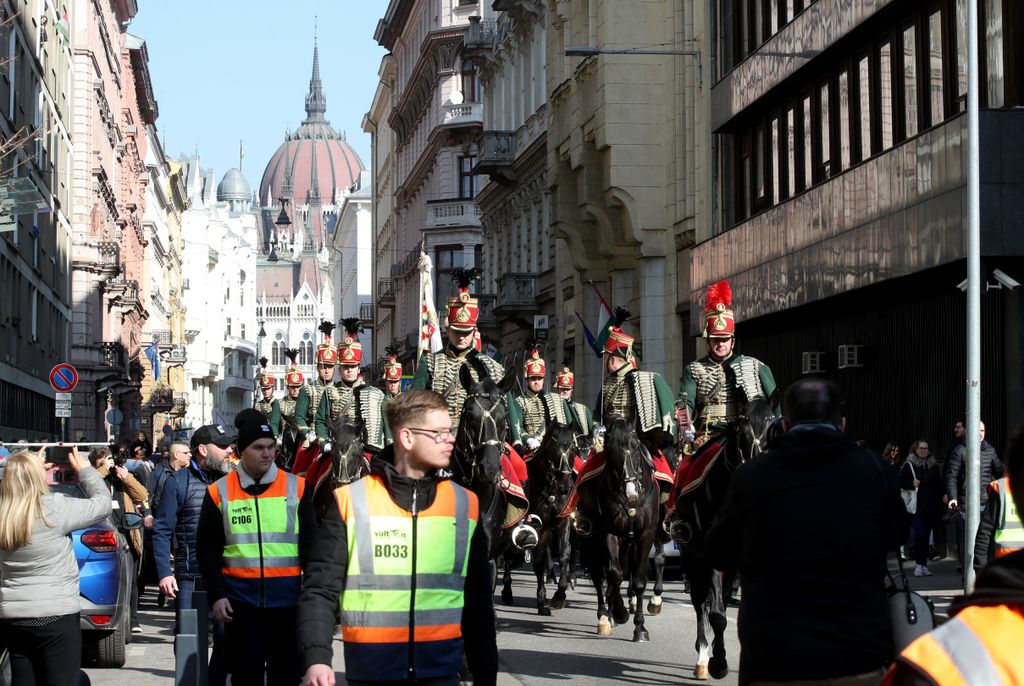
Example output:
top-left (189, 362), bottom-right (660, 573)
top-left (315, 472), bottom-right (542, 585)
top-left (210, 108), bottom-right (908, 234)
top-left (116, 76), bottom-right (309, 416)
top-left (910, 514), bottom-right (933, 567)
top-left (175, 576), bottom-right (227, 686)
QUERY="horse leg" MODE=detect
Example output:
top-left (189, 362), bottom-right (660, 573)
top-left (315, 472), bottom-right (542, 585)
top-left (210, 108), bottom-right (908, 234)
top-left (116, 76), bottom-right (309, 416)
top-left (534, 534), bottom-right (551, 616)
top-left (588, 542), bottom-right (612, 636)
top-left (685, 555), bottom-right (712, 680)
top-left (647, 539), bottom-right (666, 616)
top-left (551, 519), bottom-right (571, 610)
top-left (630, 532), bottom-right (654, 642)
top-left (501, 555), bottom-right (515, 605)
top-left (606, 535), bottom-right (629, 626)
top-left (708, 569), bottom-right (732, 679)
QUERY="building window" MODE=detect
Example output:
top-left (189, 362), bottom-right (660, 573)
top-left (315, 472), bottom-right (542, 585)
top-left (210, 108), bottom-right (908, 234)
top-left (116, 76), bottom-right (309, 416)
top-left (984, 0), bottom-right (1003, 107)
top-left (785, 107), bottom-right (796, 198)
top-left (770, 116), bottom-right (780, 204)
top-left (857, 54), bottom-right (872, 161)
top-left (838, 68), bottom-right (851, 171)
top-left (880, 41), bottom-right (895, 150)
top-left (955, 0), bottom-right (968, 104)
top-left (802, 94), bottom-right (813, 190)
top-left (461, 59), bottom-right (479, 102)
top-left (458, 156), bottom-right (477, 199)
top-left (435, 245), bottom-right (469, 308)
top-left (903, 24), bottom-right (919, 138)
top-left (927, 9), bottom-right (945, 127)
top-left (819, 81), bottom-right (831, 180)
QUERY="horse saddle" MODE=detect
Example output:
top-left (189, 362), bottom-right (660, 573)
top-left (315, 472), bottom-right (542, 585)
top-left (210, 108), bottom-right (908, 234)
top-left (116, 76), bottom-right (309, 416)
top-left (673, 435), bottom-right (727, 499)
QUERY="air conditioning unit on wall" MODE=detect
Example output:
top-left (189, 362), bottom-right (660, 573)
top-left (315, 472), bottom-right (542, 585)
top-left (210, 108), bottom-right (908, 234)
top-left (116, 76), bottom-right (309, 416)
top-left (837, 345), bottom-right (863, 369)
top-left (801, 351), bottom-right (824, 375)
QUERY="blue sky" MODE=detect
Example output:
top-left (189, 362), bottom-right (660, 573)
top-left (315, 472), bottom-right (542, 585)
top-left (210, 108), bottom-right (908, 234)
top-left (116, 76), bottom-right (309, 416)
top-left (131, 1), bottom-right (386, 188)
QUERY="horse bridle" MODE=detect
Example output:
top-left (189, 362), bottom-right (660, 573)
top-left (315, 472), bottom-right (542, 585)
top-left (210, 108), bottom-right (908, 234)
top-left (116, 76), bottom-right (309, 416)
top-left (453, 391), bottom-right (506, 486)
top-left (737, 412), bottom-right (776, 461)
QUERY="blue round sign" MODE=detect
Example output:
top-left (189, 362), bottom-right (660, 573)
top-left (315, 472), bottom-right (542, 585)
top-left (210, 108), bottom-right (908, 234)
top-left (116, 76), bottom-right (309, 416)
top-left (49, 364), bottom-right (78, 392)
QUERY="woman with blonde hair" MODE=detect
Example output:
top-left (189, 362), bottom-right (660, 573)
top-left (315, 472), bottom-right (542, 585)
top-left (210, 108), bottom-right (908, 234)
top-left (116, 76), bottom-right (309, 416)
top-left (0, 446), bottom-right (111, 685)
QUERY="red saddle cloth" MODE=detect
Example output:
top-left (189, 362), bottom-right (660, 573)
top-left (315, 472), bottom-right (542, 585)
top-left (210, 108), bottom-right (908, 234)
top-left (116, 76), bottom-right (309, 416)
top-left (291, 442), bottom-right (319, 477)
top-left (500, 444), bottom-right (528, 507)
top-left (666, 435), bottom-right (727, 513)
top-left (559, 448), bottom-right (674, 518)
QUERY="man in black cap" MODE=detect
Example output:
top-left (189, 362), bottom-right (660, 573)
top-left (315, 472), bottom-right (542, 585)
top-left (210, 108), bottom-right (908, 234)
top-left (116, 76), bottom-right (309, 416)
top-left (152, 423), bottom-right (235, 686)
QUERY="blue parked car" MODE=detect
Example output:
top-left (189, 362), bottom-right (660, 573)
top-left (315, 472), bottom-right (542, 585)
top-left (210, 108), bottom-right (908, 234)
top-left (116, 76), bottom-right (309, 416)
top-left (49, 481), bottom-right (142, 668)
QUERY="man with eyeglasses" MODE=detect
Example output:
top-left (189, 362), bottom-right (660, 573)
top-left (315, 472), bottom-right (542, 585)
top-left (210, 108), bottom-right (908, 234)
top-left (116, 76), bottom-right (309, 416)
top-left (299, 390), bottom-right (498, 686)
top-left (293, 321), bottom-right (340, 475)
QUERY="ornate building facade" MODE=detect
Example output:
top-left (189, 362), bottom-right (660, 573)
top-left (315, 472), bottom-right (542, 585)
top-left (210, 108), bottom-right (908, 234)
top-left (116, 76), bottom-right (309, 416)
top-left (371, 0), bottom-right (484, 366)
top-left (256, 42), bottom-right (365, 391)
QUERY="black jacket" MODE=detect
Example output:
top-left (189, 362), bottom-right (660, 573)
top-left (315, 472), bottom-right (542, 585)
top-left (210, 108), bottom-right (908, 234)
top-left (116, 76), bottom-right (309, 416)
top-left (152, 460), bottom-right (218, 580)
top-left (706, 426), bottom-right (909, 684)
top-left (296, 448), bottom-right (498, 685)
top-left (944, 441), bottom-right (1003, 507)
top-left (897, 458), bottom-right (944, 518)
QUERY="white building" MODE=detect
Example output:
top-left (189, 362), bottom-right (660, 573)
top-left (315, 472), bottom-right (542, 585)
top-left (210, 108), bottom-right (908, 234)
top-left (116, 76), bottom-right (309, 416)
top-left (330, 170), bottom-right (374, 374)
top-left (180, 155), bottom-right (258, 428)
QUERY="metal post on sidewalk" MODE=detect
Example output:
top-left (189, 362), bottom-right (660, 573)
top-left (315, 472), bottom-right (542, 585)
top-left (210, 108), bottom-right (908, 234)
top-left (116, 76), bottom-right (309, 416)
top-left (175, 608), bottom-right (200, 686)
top-left (964, 0), bottom-right (982, 594)
top-left (192, 589), bottom-right (210, 686)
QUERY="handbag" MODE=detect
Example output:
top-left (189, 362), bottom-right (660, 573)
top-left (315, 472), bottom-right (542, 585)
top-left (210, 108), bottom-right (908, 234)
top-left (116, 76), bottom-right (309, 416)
top-left (900, 463), bottom-right (918, 514)
top-left (887, 559), bottom-right (935, 653)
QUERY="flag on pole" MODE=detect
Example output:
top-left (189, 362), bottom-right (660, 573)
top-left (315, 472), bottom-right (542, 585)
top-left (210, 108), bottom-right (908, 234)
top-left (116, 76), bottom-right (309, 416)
top-left (145, 341), bottom-right (161, 381)
top-left (574, 311), bottom-right (601, 356)
top-left (55, 11), bottom-right (70, 41)
top-left (417, 251), bottom-right (443, 363)
top-left (588, 281), bottom-right (615, 352)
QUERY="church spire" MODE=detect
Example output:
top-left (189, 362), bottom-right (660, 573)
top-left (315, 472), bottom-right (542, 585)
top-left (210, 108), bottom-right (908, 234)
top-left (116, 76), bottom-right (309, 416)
top-left (303, 37), bottom-right (327, 124)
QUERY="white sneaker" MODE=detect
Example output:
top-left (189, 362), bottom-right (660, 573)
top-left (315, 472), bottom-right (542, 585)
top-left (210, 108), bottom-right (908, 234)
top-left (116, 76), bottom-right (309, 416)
top-left (913, 565), bottom-right (928, 577)
top-left (921, 566), bottom-right (933, 576)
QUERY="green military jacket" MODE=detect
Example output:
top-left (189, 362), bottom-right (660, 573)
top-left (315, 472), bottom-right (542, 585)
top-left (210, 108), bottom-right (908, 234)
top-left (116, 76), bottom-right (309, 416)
top-left (568, 401), bottom-right (594, 439)
top-left (254, 397), bottom-right (282, 437)
top-left (597, 365), bottom-right (677, 446)
top-left (678, 353), bottom-right (779, 431)
top-left (314, 379), bottom-right (391, 452)
top-left (295, 379), bottom-right (332, 432)
top-left (511, 391), bottom-right (572, 447)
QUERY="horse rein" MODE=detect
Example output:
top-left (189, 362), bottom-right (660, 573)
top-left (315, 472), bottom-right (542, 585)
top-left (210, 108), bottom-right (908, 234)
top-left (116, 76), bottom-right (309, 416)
top-left (453, 391), bottom-right (506, 487)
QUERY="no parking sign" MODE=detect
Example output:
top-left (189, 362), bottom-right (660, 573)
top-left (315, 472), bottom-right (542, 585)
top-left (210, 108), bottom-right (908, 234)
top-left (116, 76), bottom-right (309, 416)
top-left (49, 363), bottom-right (79, 392)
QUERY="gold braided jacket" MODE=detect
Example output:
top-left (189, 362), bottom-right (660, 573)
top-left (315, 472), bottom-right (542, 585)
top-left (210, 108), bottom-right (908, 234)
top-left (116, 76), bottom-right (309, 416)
top-left (323, 380), bottom-right (387, 451)
top-left (425, 351), bottom-right (505, 429)
top-left (686, 355), bottom-right (767, 426)
top-left (515, 391), bottom-right (569, 439)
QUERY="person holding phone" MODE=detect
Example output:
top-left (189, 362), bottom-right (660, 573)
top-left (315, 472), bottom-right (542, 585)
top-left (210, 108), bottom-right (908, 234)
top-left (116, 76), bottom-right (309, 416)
top-left (0, 446), bottom-right (111, 685)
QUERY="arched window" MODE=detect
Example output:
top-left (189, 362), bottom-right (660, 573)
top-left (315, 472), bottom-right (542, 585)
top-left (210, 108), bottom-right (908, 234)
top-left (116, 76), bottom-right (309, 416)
top-left (461, 59), bottom-right (478, 102)
top-left (299, 331), bottom-right (314, 365)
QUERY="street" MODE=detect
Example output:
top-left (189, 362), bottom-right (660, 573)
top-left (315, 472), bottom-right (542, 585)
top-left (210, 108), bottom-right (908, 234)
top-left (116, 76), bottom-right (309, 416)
top-left (83, 558), bottom-right (964, 685)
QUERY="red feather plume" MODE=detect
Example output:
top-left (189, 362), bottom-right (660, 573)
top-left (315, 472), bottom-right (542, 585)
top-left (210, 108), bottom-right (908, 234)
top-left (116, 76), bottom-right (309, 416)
top-left (705, 280), bottom-right (732, 313)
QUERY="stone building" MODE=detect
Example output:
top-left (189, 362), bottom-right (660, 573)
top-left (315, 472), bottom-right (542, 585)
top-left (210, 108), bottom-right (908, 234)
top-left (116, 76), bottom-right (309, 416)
top-left (695, 0), bottom-right (1024, 450)
top-left (0, 1), bottom-right (75, 440)
top-left (371, 0), bottom-right (485, 366)
top-left (68, 0), bottom-right (158, 442)
top-left (329, 169), bottom-right (374, 375)
top-left (256, 42), bottom-right (364, 390)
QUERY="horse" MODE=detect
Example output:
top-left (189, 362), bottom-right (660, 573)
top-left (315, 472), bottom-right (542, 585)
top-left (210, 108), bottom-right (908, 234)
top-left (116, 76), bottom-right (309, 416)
top-left (276, 415), bottom-right (302, 471)
top-left (669, 396), bottom-right (777, 680)
top-left (577, 417), bottom-right (661, 642)
top-left (309, 417), bottom-right (367, 524)
top-left (525, 422), bottom-right (577, 615)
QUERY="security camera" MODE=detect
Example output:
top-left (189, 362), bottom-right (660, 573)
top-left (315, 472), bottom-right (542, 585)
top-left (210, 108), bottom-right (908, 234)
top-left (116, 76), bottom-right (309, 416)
top-left (97, 385), bottom-right (111, 394)
top-left (992, 269), bottom-right (1020, 290)
top-left (957, 279), bottom-right (968, 293)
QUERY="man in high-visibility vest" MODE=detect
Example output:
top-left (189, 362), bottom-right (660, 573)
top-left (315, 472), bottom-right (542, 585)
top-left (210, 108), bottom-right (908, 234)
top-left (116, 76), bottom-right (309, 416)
top-left (197, 408), bottom-right (305, 685)
top-left (298, 390), bottom-right (498, 686)
top-left (974, 476), bottom-right (1022, 568)
top-left (884, 427), bottom-right (1024, 685)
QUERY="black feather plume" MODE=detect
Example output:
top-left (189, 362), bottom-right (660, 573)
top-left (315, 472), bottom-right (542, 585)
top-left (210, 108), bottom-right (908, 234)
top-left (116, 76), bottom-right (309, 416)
top-left (318, 320), bottom-right (335, 338)
top-left (451, 268), bottom-right (482, 290)
top-left (284, 348), bottom-right (299, 364)
top-left (611, 306), bottom-right (630, 328)
top-left (384, 344), bottom-right (399, 358)
top-left (259, 356), bottom-right (268, 369)
top-left (340, 317), bottom-right (363, 336)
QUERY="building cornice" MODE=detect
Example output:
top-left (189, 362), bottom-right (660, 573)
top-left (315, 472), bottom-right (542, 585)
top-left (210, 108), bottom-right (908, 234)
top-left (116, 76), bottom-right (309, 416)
top-left (388, 28), bottom-right (464, 147)
top-left (374, 0), bottom-right (415, 51)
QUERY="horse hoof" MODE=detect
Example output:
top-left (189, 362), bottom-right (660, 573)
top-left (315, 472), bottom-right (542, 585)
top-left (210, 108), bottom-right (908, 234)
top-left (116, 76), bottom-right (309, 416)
top-left (694, 664), bottom-right (710, 680)
top-left (501, 590), bottom-right (514, 605)
top-left (647, 599), bottom-right (662, 616)
top-left (612, 606), bottom-right (630, 625)
top-left (597, 622), bottom-right (613, 636)
top-left (632, 628), bottom-right (650, 642)
top-left (538, 606), bottom-right (552, 616)
top-left (550, 593), bottom-right (566, 610)
top-left (628, 599), bottom-right (638, 614)
top-left (710, 658), bottom-right (730, 680)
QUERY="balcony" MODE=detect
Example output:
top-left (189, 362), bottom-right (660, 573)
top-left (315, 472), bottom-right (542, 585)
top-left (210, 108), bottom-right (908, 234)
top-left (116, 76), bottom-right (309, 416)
top-left (151, 329), bottom-right (172, 347)
top-left (476, 294), bottom-right (497, 329)
top-left (208, 247), bottom-right (219, 266)
top-left (475, 131), bottom-right (516, 181)
top-left (359, 302), bottom-right (374, 325)
top-left (223, 335), bottom-right (256, 356)
top-left (161, 345), bottom-right (187, 365)
top-left (170, 392), bottom-right (188, 417)
top-left (99, 341), bottom-right (126, 372)
top-left (441, 101), bottom-right (482, 128)
top-left (464, 16), bottom-right (497, 52)
top-left (378, 278), bottom-right (395, 309)
top-left (425, 199), bottom-right (481, 229)
top-left (494, 273), bottom-right (538, 317)
top-left (220, 373), bottom-right (252, 392)
top-left (147, 383), bottom-right (174, 412)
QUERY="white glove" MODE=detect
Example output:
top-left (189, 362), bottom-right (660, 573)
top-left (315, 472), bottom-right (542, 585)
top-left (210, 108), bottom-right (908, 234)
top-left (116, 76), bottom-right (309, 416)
top-left (526, 437), bottom-right (542, 451)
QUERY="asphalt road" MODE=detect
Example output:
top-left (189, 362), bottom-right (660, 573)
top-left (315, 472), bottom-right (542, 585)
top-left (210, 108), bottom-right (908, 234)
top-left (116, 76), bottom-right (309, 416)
top-left (82, 558), bottom-right (963, 685)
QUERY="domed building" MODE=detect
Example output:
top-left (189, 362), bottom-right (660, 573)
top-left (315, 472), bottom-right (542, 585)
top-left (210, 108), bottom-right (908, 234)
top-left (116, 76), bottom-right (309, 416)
top-left (217, 167), bottom-right (253, 212)
top-left (255, 41), bottom-right (368, 392)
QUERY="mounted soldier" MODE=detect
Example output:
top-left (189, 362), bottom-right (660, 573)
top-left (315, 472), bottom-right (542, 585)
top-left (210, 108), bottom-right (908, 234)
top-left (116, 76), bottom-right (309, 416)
top-left (676, 280), bottom-right (779, 448)
top-left (292, 321), bottom-right (338, 476)
top-left (510, 347), bottom-right (571, 456)
top-left (381, 345), bottom-right (403, 401)
top-left (561, 309), bottom-right (677, 532)
top-left (276, 349), bottom-right (304, 470)
top-left (554, 363), bottom-right (594, 457)
top-left (254, 357), bottom-right (281, 434)
top-left (315, 318), bottom-right (390, 457)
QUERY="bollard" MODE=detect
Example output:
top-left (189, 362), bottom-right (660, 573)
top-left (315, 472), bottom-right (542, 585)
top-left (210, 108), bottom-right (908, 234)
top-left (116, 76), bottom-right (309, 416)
top-left (175, 609), bottom-right (199, 686)
top-left (191, 589), bottom-right (210, 686)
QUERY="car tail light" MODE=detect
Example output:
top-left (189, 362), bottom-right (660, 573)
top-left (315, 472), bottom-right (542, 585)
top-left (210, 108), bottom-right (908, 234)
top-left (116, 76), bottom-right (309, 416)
top-left (88, 615), bottom-right (112, 625)
top-left (81, 530), bottom-right (118, 553)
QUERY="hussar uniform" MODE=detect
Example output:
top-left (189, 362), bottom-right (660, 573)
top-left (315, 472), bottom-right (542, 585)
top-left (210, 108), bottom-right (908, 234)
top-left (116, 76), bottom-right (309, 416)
top-left (554, 366), bottom-right (594, 445)
top-left (315, 329), bottom-right (390, 455)
top-left (254, 365), bottom-right (281, 437)
top-left (382, 353), bottom-right (403, 400)
top-left (512, 350), bottom-right (571, 450)
top-left (292, 323), bottom-right (338, 476)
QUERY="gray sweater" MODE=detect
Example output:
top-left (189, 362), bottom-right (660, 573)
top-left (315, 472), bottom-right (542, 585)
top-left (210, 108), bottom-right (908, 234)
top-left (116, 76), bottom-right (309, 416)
top-left (0, 466), bottom-right (112, 619)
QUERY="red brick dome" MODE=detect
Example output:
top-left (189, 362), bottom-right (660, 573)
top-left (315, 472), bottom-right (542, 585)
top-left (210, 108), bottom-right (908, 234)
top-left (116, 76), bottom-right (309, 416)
top-left (259, 43), bottom-right (365, 207)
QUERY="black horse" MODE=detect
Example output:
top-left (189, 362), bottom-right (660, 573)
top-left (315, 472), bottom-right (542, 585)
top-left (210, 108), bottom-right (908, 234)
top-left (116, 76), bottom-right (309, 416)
top-left (669, 396), bottom-right (777, 680)
top-left (577, 417), bottom-right (660, 642)
top-left (525, 423), bottom-right (576, 615)
top-left (276, 415), bottom-right (302, 472)
top-left (309, 418), bottom-right (367, 525)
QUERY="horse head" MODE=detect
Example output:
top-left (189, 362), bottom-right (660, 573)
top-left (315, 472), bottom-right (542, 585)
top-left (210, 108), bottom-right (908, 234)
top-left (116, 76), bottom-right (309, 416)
top-left (732, 396), bottom-right (779, 465)
top-left (602, 416), bottom-right (650, 504)
top-left (535, 422), bottom-right (576, 495)
top-left (325, 416), bottom-right (366, 486)
top-left (453, 358), bottom-right (507, 489)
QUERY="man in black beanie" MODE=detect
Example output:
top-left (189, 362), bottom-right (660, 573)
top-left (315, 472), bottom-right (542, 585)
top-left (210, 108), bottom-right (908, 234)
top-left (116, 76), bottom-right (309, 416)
top-left (197, 408), bottom-right (306, 684)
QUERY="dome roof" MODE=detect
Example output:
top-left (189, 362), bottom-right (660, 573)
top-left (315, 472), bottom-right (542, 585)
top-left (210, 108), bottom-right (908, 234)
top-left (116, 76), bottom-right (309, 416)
top-left (217, 168), bottom-right (251, 202)
top-left (259, 43), bottom-right (365, 207)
